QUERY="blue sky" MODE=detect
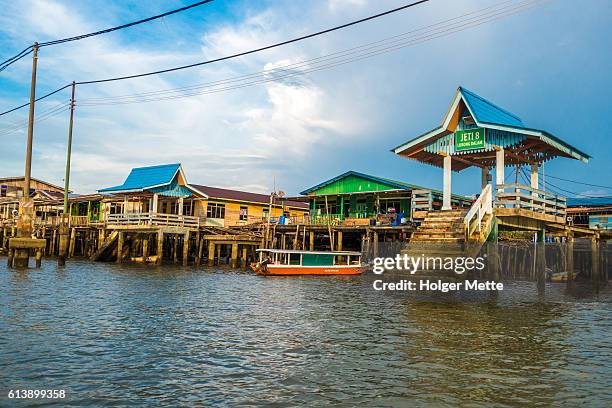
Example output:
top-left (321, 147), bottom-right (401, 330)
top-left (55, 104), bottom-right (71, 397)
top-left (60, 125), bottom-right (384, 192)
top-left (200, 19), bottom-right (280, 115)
top-left (0, 0), bottom-right (610, 197)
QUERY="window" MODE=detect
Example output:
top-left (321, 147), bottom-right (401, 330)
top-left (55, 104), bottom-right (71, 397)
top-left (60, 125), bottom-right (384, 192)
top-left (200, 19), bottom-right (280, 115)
top-left (239, 206), bottom-right (248, 221)
top-left (262, 207), bottom-right (269, 220)
top-left (207, 202), bottom-right (225, 219)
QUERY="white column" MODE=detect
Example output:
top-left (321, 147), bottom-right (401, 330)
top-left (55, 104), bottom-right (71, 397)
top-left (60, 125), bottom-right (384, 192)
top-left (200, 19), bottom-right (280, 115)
top-left (123, 196), bottom-right (128, 214)
top-left (442, 154), bottom-right (452, 211)
top-left (178, 197), bottom-right (184, 216)
top-left (481, 167), bottom-right (489, 190)
top-left (152, 193), bottom-right (159, 214)
top-left (530, 163), bottom-right (539, 190)
top-left (496, 147), bottom-right (505, 193)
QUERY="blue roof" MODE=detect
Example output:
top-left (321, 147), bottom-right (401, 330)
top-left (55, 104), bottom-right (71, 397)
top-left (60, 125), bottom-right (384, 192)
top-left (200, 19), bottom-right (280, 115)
top-left (459, 87), bottom-right (525, 128)
top-left (99, 163), bottom-right (181, 193)
top-left (567, 197), bottom-right (612, 207)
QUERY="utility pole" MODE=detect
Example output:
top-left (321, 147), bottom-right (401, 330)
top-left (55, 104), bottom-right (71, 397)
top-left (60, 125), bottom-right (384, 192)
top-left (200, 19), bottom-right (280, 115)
top-left (64, 81), bottom-right (76, 213)
top-left (23, 42), bottom-right (39, 201)
top-left (10, 43), bottom-right (44, 268)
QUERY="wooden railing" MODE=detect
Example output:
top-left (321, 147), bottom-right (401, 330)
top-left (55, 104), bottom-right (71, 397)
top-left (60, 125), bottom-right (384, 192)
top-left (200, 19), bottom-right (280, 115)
top-left (495, 183), bottom-right (566, 217)
top-left (107, 212), bottom-right (200, 228)
top-left (464, 184), bottom-right (493, 239)
top-left (411, 189), bottom-right (433, 218)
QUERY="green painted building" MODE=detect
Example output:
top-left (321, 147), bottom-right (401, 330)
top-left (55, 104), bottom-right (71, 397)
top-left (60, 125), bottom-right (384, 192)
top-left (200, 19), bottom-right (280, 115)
top-left (298, 171), bottom-right (471, 222)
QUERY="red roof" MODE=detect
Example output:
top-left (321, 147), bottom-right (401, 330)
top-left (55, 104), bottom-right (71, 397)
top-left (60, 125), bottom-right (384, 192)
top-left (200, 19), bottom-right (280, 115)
top-left (191, 184), bottom-right (308, 208)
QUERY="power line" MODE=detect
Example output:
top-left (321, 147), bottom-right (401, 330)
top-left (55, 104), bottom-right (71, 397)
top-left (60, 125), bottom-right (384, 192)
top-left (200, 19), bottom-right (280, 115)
top-left (544, 174), bottom-right (612, 191)
top-left (0, 102), bottom-right (70, 137)
top-left (0, 0), bottom-right (432, 115)
top-left (0, 0), bottom-right (215, 72)
top-left (76, 0), bottom-right (431, 85)
top-left (77, 0), bottom-right (544, 106)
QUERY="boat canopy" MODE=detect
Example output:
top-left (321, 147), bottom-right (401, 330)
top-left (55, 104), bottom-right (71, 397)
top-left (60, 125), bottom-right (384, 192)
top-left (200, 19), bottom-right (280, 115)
top-left (257, 249), bottom-right (361, 256)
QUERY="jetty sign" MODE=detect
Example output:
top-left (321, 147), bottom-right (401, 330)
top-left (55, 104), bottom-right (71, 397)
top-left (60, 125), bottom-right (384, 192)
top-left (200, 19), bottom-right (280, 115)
top-left (455, 127), bottom-right (486, 151)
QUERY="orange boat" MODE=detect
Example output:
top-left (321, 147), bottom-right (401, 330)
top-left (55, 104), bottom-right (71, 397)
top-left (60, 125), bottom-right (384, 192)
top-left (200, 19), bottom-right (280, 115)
top-left (251, 249), bottom-right (364, 276)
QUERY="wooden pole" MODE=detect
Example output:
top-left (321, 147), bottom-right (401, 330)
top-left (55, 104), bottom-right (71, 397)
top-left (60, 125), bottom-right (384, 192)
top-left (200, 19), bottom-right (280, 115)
top-left (324, 195), bottom-right (334, 250)
top-left (117, 231), bottom-right (124, 264)
top-left (64, 81), bottom-right (76, 213)
top-left (242, 246), bottom-right (248, 270)
top-left (156, 231), bottom-right (163, 265)
top-left (182, 232), bottom-right (189, 266)
top-left (23, 43), bottom-right (38, 199)
top-left (208, 241), bottom-right (215, 267)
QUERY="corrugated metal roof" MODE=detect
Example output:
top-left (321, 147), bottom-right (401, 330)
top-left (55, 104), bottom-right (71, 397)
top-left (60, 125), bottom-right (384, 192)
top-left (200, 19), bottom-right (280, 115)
top-left (300, 170), bottom-right (471, 201)
top-left (567, 197), bottom-right (612, 207)
top-left (459, 87), bottom-right (524, 128)
top-left (393, 86), bottom-right (590, 163)
top-left (191, 184), bottom-right (308, 208)
top-left (99, 163), bottom-right (181, 193)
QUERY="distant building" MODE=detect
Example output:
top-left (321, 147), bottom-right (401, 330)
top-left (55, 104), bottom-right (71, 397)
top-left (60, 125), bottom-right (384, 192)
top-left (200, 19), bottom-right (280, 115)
top-left (567, 198), bottom-right (612, 229)
top-left (97, 163), bottom-right (308, 227)
top-left (0, 176), bottom-right (67, 199)
top-left (293, 170), bottom-right (472, 225)
top-left (190, 184), bottom-right (308, 227)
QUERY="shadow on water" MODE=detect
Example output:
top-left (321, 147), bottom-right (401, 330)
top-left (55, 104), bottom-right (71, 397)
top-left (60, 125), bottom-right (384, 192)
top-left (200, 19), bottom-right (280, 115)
top-left (0, 258), bottom-right (611, 407)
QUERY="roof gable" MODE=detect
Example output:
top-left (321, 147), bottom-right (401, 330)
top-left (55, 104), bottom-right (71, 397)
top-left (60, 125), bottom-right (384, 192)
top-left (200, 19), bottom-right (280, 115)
top-left (393, 86), bottom-right (590, 165)
top-left (459, 87), bottom-right (524, 128)
top-left (191, 184), bottom-right (308, 208)
top-left (301, 171), bottom-right (418, 195)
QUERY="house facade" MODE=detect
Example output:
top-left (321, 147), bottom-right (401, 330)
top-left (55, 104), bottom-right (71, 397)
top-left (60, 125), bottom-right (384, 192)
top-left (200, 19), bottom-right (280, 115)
top-left (296, 170), bottom-right (472, 225)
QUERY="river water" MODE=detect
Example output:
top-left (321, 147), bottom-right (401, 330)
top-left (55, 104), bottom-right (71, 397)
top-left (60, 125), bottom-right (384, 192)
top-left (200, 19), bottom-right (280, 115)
top-left (1, 259), bottom-right (611, 407)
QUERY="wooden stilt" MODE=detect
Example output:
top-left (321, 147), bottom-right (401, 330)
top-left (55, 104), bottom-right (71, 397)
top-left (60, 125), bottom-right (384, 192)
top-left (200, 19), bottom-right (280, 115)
top-left (208, 242), bottom-right (215, 267)
top-left (156, 231), bottom-right (163, 265)
top-left (231, 243), bottom-right (239, 268)
top-left (183, 232), bottom-right (190, 266)
top-left (242, 246), bottom-right (248, 270)
top-left (68, 227), bottom-right (76, 258)
top-left (117, 231), bottom-right (124, 264)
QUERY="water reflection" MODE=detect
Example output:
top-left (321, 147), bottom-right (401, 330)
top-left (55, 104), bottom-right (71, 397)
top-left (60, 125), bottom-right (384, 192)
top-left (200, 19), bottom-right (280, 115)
top-left (1, 260), bottom-right (611, 406)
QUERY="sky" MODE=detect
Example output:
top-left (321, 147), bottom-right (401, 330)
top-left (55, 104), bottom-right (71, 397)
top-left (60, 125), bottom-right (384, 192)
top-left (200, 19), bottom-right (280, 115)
top-left (0, 0), bottom-right (610, 198)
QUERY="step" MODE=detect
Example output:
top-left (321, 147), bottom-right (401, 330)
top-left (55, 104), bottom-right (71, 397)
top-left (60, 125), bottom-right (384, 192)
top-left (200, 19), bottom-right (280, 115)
top-left (418, 224), bottom-right (464, 231)
top-left (410, 236), bottom-right (465, 243)
top-left (412, 232), bottom-right (464, 239)
top-left (426, 210), bottom-right (467, 217)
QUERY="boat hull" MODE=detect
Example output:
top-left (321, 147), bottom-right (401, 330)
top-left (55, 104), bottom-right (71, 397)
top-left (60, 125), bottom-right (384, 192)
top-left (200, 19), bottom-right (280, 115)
top-left (252, 263), bottom-right (364, 276)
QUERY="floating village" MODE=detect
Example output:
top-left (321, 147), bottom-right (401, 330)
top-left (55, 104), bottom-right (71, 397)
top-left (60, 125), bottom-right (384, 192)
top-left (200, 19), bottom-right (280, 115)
top-left (1, 87), bottom-right (610, 283)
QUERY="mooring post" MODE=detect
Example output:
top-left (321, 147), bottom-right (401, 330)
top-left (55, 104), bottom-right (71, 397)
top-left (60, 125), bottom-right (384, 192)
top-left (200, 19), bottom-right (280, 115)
top-left (536, 229), bottom-right (546, 296)
top-left (58, 214), bottom-right (69, 266)
top-left (208, 242), bottom-right (215, 267)
top-left (7, 248), bottom-right (14, 267)
top-left (566, 231), bottom-right (574, 285)
top-left (309, 230), bottom-right (314, 251)
top-left (216, 244), bottom-right (221, 265)
top-left (35, 249), bottom-right (42, 268)
top-left (591, 235), bottom-right (600, 289)
top-left (373, 231), bottom-right (379, 258)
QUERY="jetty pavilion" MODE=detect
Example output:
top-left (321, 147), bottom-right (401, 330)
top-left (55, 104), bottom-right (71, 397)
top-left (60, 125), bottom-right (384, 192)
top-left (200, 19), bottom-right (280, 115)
top-left (393, 86), bottom-right (593, 243)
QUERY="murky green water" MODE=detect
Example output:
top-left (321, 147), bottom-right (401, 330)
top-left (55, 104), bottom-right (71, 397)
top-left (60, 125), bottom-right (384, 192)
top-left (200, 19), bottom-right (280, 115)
top-left (1, 259), bottom-right (611, 407)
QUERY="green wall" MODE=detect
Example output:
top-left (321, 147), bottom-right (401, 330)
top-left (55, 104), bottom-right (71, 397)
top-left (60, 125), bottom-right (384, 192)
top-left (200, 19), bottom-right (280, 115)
top-left (310, 175), bottom-right (397, 195)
